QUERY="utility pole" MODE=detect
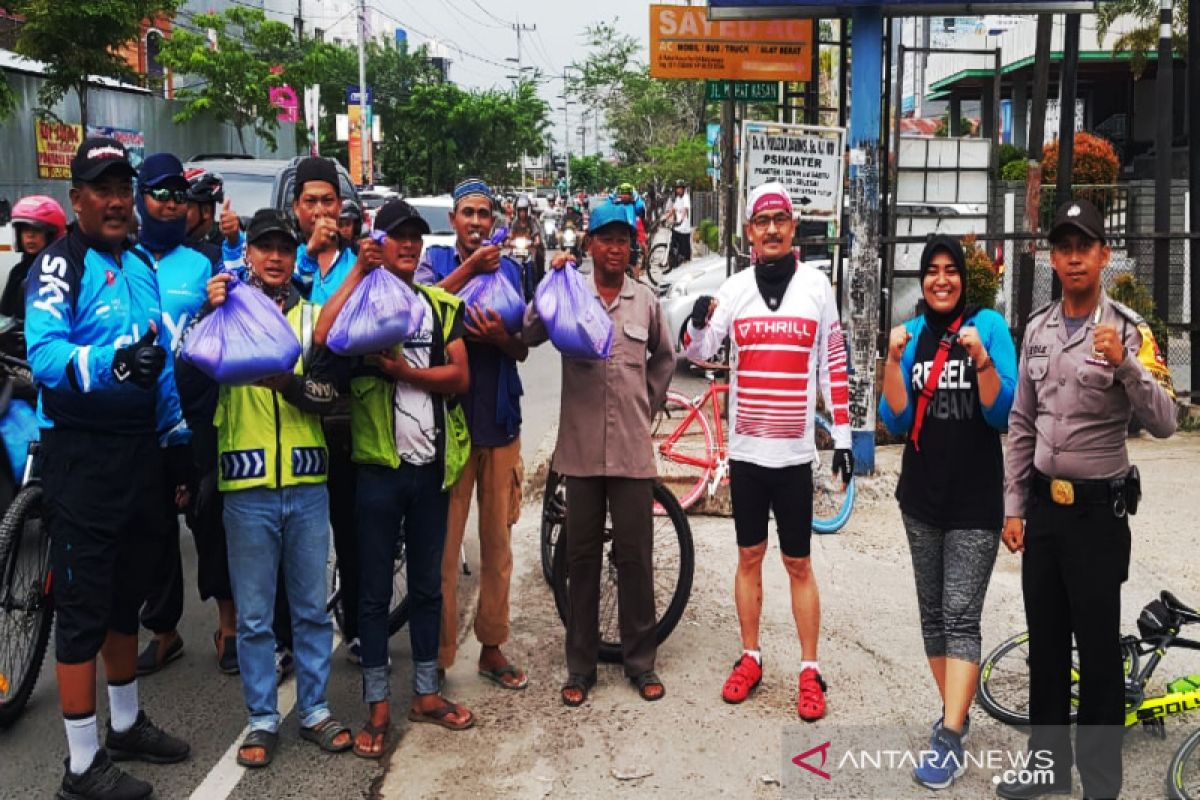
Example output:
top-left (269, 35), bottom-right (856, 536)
top-left (357, 0), bottom-right (369, 188)
top-left (512, 17), bottom-right (536, 190)
top-left (561, 69), bottom-right (572, 193)
top-left (1153, 0), bottom-right (1173, 338)
top-left (295, 0), bottom-right (303, 42)
top-left (1190, 0), bottom-right (1199, 395)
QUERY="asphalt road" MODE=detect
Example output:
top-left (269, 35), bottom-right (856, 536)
top-left (0, 344), bottom-right (563, 800)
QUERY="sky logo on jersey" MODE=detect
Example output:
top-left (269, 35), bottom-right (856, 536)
top-left (31, 254), bottom-right (71, 320)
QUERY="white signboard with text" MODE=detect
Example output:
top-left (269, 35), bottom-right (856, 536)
top-left (740, 121), bottom-right (846, 223)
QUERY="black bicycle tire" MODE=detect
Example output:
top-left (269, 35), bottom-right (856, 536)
top-left (644, 242), bottom-right (670, 286)
top-left (540, 470), bottom-right (565, 586)
top-left (1167, 726), bottom-right (1200, 800)
top-left (551, 481), bottom-right (694, 664)
top-left (0, 486), bottom-right (51, 729)
top-left (977, 631), bottom-right (1083, 727)
top-left (329, 549), bottom-right (410, 638)
top-left (387, 549), bottom-right (410, 636)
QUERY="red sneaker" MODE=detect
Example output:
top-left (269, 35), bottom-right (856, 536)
top-left (797, 667), bottom-right (827, 721)
top-left (721, 654), bottom-right (763, 704)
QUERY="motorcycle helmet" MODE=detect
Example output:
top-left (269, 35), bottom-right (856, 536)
top-left (11, 195), bottom-right (67, 250)
top-left (674, 179), bottom-right (687, 189)
top-left (339, 199), bottom-right (364, 239)
top-left (185, 168), bottom-right (225, 204)
top-left (617, 182), bottom-right (635, 195)
top-left (516, 194), bottom-right (532, 211)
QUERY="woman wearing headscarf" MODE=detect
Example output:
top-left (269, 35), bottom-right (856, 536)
top-left (878, 235), bottom-right (1017, 791)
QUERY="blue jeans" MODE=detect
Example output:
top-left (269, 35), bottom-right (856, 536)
top-left (357, 462), bottom-right (447, 701)
top-left (224, 484), bottom-right (333, 733)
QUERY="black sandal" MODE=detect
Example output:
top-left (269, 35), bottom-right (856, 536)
top-left (630, 671), bottom-right (665, 702)
top-left (299, 717), bottom-right (353, 753)
top-left (561, 673), bottom-right (596, 707)
top-left (236, 729), bottom-right (279, 768)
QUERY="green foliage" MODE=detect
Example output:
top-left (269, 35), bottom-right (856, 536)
top-left (934, 113), bottom-right (974, 137)
top-left (998, 144), bottom-right (1027, 168)
top-left (567, 20), bottom-right (705, 195)
top-left (1097, 0), bottom-right (1187, 78)
top-left (156, 7), bottom-right (297, 152)
top-left (695, 218), bottom-right (720, 252)
top-left (7, 0), bottom-right (182, 124)
top-left (568, 154), bottom-right (622, 194)
top-left (0, 76), bottom-right (15, 122)
top-left (1108, 273), bottom-right (1169, 344)
top-left (962, 234), bottom-right (1000, 309)
top-left (1000, 159), bottom-right (1028, 181)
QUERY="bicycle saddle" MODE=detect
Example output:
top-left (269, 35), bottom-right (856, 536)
top-left (1161, 590), bottom-right (1200, 621)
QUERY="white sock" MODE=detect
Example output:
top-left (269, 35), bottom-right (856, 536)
top-left (800, 660), bottom-right (821, 674)
top-left (107, 680), bottom-right (139, 733)
top-left (64, 715), bottom-right (99, 775)
top-left (743, 649), bottom-right (762, 665)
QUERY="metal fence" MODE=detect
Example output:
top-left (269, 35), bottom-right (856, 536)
top-left (883, 230), bottom-right (1196, 401)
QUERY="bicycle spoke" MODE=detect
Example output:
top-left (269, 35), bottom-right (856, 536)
top-left (0, 513), bottom-right (46, 706)
top-left (652, 393), bottom-right (713, 510)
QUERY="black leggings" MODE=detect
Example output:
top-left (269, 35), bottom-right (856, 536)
top-left (728, 460), bottom-right (813, 558)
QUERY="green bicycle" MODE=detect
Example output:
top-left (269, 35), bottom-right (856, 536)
top-left (976, 590), bottom-right (1200, 798)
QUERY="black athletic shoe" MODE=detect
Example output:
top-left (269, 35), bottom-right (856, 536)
top-left (58, 751), bottom-right (152, 800)
top-left (995, 777), bottom-right (1072, 799)
top-left (105, 711), bottom-right (190, 764)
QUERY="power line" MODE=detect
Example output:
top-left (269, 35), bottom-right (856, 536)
top-left (369, 4), bottom-right (512, 69)
top-left (437, 0), bottom-right (507, 31)
top-left (467, 0), bottom-right (514, 28)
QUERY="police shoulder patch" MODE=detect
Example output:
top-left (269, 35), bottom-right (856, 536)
top-left (1133, 321), bottom-right (1176, 401)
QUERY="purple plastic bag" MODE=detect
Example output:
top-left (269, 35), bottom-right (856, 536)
top-left (181, 274), bottom-right (302, 385)
top-left (459, 271), bottom-right (525, 333)
top-left (327, 267), bottom-right (425, 356)
top-left (533, 263), bottom-right (613, 359)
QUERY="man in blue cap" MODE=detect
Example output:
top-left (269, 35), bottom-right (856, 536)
top-left (524, 201), bottom-right (674, 707)
top-left (29, 136), bottom-right (192, 800)
top-left (416, 177), bottom-right (530, 690)
top-left (132, 152), bottom-right (235, 677)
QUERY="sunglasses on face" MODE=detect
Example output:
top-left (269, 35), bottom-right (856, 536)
top-left (143, 187), bottom-right (188, 204)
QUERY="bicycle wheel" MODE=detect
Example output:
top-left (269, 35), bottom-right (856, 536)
top-left (552, 481), bottom-right (694, 664)
top-left (811, 414), bottom-right (855, 534)
top-left (327, 537), bottom-right (409, 639)
top-left (644, 242), bottom-right (670, 286)
top-left (977, 632), bottom-right (1083, 727)
top-left (0, 486), bottom-right (51, 728)
top-left (652, 390), bottom-right (714, 513)
top-left (540, 470), bottom-right (566, 585)
top-left (1168, 726), bottom-right (1200, 799)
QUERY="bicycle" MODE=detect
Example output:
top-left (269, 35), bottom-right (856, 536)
top-left (976, 590), bottom-right (1200, 797)
top-left (650, 361), bottom-right (856, 533)
top-left (0, 432), bottom-right (46, 728)
top-left (326, 538), bottom-right (409, 640)
top-left (541, 472), bottom-right (694, 664)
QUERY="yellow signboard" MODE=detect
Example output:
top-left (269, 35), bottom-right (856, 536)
top-left (649, 5), bottom-right (812, 82)
top-left (35, 120), bottom-right (83, 180)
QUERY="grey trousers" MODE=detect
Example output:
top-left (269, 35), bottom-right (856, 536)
top-left (564, 476), bottom-right (656, 678)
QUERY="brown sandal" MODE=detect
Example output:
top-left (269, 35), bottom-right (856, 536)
top-left (407, 697), bottom-right (474, 731)
top-left (353, 720), bottom-right (391, 759)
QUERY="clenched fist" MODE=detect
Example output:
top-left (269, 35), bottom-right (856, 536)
top-left (958, 327), bottom-right (989, 366)
top-left (887, 325), bottom-right (912, 363)
top-left (1093, 323), bottom-right (1125, 366)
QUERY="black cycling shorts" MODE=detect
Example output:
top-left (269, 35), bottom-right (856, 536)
top-left (44, 429), bottom-right (168, 664)
top-left (729, 459), bottom-right (814, 558)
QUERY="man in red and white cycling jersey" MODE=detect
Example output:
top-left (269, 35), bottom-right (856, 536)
top-left (685, 182), bottom-right (853, 721)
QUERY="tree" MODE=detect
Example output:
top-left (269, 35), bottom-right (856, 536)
top-left (6, 0), bottom-right (181, 125)
top-left (157, 7), bottom-right (298, 153)
top-left (568, 20), bottom-right (706, 175)
top-left (1097, 0), bottom-right (1187, 78)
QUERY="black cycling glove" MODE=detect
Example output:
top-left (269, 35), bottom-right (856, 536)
top-left (690, 295), bottom-right (715, 329)
top-left (112, 328), bottom-right (166, 389)
top-left (831, 448), bottom-right (854, 486)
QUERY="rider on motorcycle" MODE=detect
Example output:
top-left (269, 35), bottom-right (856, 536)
top-left (608, 182), bottom-right (646, 268)
top-left (1, 195), bottom-right (67, 321)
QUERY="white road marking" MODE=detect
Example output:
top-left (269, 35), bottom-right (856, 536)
top-left (189, 633), bottom-right (341, 800)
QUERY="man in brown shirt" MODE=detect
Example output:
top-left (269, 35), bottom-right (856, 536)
top-left (998, 199), bottom-right (1176, 800)
top-left (524, 202), bottom-right (674, 707)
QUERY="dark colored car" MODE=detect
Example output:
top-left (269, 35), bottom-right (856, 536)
top-left (182, 157), bottom-right (361, 220)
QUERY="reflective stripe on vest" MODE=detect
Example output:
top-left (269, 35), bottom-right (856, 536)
top-left (217, 301), bottom-right (327, 492)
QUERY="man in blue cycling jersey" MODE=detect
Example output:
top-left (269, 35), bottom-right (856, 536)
top-left (28, 137), bottom-right (193, 800)
top-left (130, 153), bottom-right (233, 678)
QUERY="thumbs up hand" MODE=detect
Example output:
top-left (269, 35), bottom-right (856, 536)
top-left (112, 321), bottom-right (167, 389)
top-left (219, 199), bottom-right (242, 247)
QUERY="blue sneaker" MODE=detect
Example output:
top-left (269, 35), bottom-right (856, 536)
top-left (913, 727), bottom-right (965, 790)
top-left (933, 711), bottom-right (970, 742)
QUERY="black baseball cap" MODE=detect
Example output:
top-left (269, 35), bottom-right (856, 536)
top-left (245, 208), bottom-right (299, 246)
top-left (71, 137), bottom-right (137, 182)
top-left (293, 157), bottom-right (341, 200)
top-left (373, 198), bottom-right (431, 236)
top-left (1048, 198), bottom-right (1106, 244)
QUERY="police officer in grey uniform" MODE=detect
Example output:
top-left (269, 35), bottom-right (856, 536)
top-left (997, 199), bottom-right (1177, 800)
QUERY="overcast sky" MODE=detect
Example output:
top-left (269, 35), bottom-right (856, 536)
top-left (370, 0), bottom-right (656, 156)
